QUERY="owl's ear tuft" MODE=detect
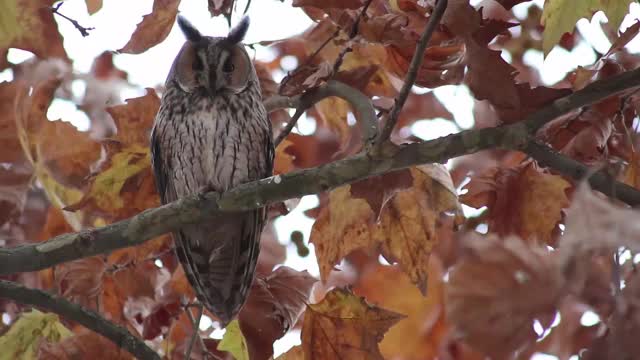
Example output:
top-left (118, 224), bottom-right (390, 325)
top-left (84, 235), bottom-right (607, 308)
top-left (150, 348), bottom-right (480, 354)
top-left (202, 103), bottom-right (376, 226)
top-left (177, 15), bottom-right (202, 42)
top-left (226, 17), bottom-right (249, 45)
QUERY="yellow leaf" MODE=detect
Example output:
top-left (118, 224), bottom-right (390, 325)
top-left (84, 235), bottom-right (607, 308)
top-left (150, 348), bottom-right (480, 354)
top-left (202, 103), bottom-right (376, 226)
top-left (301, 288), bottom-right (404, 360)
top-left (218, 320), bottom-right (250, 360)
top-left (542, 0), bottom-right (634, 56)
top-left (0, 309), bottom-right (72, 360)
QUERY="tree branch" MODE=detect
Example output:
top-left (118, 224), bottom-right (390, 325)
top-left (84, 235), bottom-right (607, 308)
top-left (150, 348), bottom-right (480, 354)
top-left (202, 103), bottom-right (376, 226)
top-left (376, 0), bottom-right (448, 146)
top-left (523, 140), bottom-right (640, 206)
top-left (51, 2), bottom-right (94, 37)
top-left (2, 59), bottom-right (640, 275)
top-left (0, 280), bottom-right (159, 360)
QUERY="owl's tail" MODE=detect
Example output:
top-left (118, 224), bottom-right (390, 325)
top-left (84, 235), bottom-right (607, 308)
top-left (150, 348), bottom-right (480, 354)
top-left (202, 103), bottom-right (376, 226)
top-left (173, 209), bottom-right (264, 325)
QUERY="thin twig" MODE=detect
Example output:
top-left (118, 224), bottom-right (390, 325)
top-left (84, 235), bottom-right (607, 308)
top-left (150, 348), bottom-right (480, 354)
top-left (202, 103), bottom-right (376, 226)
top-left (274, 108), bottom-right (305, 146)
top-left (51, 2), bottom-right (94, 37)
top-left (331, 0), bottom-right (375, 74)
top-left (375, 0), bottom-right (448, 147)
top-left (184, 303), bottom-right (204, 360)
top-left (0, 280), bottom-right (160, 360)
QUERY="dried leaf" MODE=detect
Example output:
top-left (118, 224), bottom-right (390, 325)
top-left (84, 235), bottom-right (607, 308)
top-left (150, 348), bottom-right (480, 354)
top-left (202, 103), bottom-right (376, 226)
top-left (301, 288), bottom-right (404, 360)
top-left (462, 163), bottom-right (570, 245)
top-left (349, 169), bottom-right (414, 219)
top-left (55, 257), bottom-right (106, 308)
top-left (239, 267), bottom-right (317, 360)
top-left (0, 0), bottom-right (68, 60)
top-left (311, 166), bottom-right (460, 292)
top-left (446, 234), bottom-right (565, 357)
top-left (0, 310), bottom-right (72, 360)
top-left (292, 0), bottom-right (364, 9)
top-left (85, 0), bottom-right (103, 15)
top-left (119, 0), bottom-right (181, 54)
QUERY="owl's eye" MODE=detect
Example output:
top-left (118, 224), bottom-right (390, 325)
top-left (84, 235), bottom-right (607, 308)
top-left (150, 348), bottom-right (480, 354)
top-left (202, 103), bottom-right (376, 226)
top-left (223, 59), bottom-right (235, 73)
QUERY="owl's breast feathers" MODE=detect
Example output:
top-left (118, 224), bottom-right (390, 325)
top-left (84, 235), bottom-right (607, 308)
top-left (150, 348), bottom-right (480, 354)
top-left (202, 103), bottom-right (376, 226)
top-left (151, 84), bottom-right (273, 324)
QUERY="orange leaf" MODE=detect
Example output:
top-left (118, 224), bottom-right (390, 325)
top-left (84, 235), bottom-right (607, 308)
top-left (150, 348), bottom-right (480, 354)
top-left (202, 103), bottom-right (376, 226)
top-left (38, 327), bottom-right (133, 360)
top-left (54, 257), bottom-right (107, 309)
top-left (311, 165), bottom-right (460, 293)
top-left (118, 0), bottom-right (181, 54)
top-left (301, 288), bottom-right (404, 360)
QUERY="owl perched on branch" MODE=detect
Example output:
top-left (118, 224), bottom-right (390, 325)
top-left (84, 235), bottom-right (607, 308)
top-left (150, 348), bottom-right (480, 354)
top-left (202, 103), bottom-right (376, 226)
top-left (150, 16), bottom-right (274, 324)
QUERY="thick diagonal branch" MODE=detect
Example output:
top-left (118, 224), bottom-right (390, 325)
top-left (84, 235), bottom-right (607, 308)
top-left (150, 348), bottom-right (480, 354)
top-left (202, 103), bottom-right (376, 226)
top-left (2, 63), bottom-right (640, 275)
top-left (0, 280), bottom-right (160, 360)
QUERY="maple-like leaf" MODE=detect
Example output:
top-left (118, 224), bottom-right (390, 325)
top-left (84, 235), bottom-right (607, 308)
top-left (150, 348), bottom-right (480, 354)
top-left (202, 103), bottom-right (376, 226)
top-left (301, 288), bottom-right (405, 360)
top-left (119, 0), bottom-right (181, 54)
top-left (349, 169), bottom-right (414, 219)
top-left (55, 256), bottom-right (107, 309)
top-left (446, 233), bottom-right (565, 358)
top-left (541, 0), bottom-right (634, 56)
top-left (239, 267), bottom-right (317, 360)
top-left (0, 310), bottom-right (72, 360)
top-left (0, 0), bottom-right (68, 60)
top-left (311, 165), bottom-right (460, 293)
top-left (462, 163), bottom-right (570, 245)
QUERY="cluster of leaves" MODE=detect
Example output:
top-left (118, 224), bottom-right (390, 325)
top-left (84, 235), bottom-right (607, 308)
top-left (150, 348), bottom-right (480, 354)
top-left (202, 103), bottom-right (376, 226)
top-left (2, 0), bottom-right (640, 359)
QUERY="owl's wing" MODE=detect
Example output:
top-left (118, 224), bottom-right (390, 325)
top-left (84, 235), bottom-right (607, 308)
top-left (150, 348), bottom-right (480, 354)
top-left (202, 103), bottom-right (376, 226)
top-left (150, 124), bottom-right (176, 204)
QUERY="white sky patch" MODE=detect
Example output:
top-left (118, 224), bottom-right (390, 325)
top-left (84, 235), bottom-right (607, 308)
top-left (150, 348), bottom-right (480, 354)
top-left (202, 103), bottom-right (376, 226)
top-left (433, 85), bottom-right (475, 129)
top-left (531, 353), bottom-right (559, 360)
top-left (412, 118), bottom-right (459, 141)
top-left (47, 99), bottom-right (91, 131)
top-left (273, 329), bottom-right (301, 357)
top-left (580, 310), bottom-right (601, 327)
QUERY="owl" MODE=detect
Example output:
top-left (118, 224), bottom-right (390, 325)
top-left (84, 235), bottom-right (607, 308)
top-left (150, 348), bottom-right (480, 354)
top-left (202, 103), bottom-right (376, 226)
top-left (150, 16), bottom-right (274, 325)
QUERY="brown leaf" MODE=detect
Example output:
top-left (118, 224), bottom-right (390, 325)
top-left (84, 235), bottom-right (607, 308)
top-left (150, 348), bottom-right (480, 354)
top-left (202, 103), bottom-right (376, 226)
top-left (446, 233), bottom-right (565, 358)
top-left (0, 0), bottom-right (68, 60)
top-left (349, 169), bottom-right (414, 219)
top-left (274, 139), bottom-right (295, 175)
top-left (311, 166), bottom-right (460, 293)
top-left (0, 81), bottom-right (26, 165)
top-left (462, 163), bottom-right (570, 245)
top-left (239, 267), bottom-right (317, 360)
top-left (118, 0), bottom-right (181, 54)
top-left (38, 327), bottom-right (133, 360)
top-left (301, 288), bottom-right (404, 360)
top-left (605, 20), bottom-right (640, 57)
top-left (85, 0), bottom-right (103, 15)
top-left (91, 51), bottom-right (127, 80)
top-left (106, 88), bottom-right (160, 146)
top-left (55, 257), bottom-right (107, 309)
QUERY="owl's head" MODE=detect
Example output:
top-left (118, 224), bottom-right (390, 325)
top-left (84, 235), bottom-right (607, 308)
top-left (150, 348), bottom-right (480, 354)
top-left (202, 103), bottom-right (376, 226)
top-left (168, 16), bottom-right (255, 96)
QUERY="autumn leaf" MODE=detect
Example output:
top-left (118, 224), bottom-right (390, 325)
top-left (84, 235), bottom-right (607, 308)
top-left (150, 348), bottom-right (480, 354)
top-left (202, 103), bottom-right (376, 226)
top-left (66, 89), bottom-right (160, 219)
top-left (349, 169), bottom-right (414, 219)
top-left (311, 165), bottom-right (460, 292)
top-left (239, 267), bottom-right (317, 360)
top-left (0, 309), bottom-right (72, 360)
top-left (218, 320), bottom-right (250, 360)
top-left (462, 163), bottom-right (570, 245)
top-left (292, 0), bottom-right (364, 9)
top-left (541, 0), bottom-right (634, 55)
top-left (85, 0), bottom-right (103, 15)
top-left (119, 0), bottom-right (181, 54)
top-left (446, 233), bottom-right (565, 358)
top-left (55, 257), bottom-right (106, 309)
top-left (0, 0), bottom-right (68, 60)
top-left (354, 262), bottom-right (453, 360)
top-left (301, 288), bottom-right (404, 360)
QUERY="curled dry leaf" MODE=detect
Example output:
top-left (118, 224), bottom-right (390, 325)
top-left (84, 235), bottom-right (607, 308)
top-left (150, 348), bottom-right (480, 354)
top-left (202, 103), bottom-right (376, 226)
top-left (462, 163), bottom-right (570, 245)
top-left (445, 233), bottom-right (565, 358)
top-left (311, 165), bottom-right (460, 293)
top-left (0, 0), bottom-right (68, 60)
top-left (301, 288), bottom-right (405, 360)
top-left (119, 0), bottom-right (181, 54)
top-left (55, 256), bottom-right (107, 309)
top-left (238, 266), bottom-right (317, 360)
top-left (279, 62), bottom-right (333, 97)
top-left (38, 327), bottom-right (133, 360)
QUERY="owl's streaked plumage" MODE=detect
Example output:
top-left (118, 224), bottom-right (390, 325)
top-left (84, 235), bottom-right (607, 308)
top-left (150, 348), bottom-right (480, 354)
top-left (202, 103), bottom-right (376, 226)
top-left (150, 16), bottom-right (274, 324)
